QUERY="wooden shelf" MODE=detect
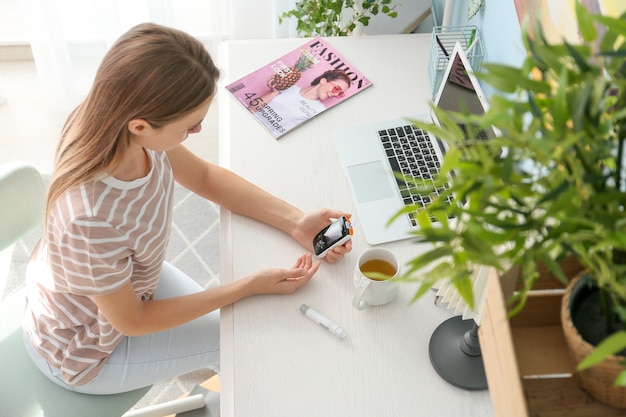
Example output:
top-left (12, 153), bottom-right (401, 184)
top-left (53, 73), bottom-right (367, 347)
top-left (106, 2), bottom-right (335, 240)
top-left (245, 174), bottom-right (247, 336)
top-left (479, 265), bottom-right (624, 417)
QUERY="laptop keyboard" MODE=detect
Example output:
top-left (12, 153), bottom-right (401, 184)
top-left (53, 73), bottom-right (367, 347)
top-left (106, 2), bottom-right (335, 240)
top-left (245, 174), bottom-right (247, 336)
top-left (378, 124), bottom-right (453, 226)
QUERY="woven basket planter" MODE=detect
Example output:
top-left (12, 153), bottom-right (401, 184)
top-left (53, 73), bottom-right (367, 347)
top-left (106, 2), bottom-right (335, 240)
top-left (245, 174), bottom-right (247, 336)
top-left (561, 275), bottom-right (626, 409)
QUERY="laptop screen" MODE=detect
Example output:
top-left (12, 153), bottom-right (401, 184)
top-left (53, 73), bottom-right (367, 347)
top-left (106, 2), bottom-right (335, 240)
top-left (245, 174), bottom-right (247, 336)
top-left (432, 42), bottom-right (497, 142)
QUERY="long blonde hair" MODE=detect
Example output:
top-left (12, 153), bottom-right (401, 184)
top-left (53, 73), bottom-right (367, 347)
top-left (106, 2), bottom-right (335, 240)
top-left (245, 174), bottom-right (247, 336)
top-left (45, 22), bottom-right (220, 223)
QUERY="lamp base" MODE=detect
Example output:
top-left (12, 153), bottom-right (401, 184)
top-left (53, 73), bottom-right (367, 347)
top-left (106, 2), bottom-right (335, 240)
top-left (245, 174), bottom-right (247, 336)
top-left (428, 316), bottom-right (488, 391)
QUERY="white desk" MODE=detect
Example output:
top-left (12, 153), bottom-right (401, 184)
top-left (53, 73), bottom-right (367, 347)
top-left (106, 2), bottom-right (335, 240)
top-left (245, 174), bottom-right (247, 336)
top-left (218, 34), bottom-right (494, 417)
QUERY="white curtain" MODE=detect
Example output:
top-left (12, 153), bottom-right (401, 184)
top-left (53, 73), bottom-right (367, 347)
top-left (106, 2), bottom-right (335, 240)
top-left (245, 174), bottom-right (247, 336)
top-left (19, 0), bottom-right (233, 121)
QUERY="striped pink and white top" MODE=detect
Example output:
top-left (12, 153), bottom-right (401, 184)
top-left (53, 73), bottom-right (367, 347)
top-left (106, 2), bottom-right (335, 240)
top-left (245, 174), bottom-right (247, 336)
top-left (24, 150), bottom-right (174, 386)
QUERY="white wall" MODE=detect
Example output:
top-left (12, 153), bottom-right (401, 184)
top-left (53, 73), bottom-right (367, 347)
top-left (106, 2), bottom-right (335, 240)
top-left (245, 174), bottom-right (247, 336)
top-left (229, 1), bottom-right (277, 39)
top-left (468, 0), bottom-right (525, 98)
top-left (469, 0), bottom-right (524, 67)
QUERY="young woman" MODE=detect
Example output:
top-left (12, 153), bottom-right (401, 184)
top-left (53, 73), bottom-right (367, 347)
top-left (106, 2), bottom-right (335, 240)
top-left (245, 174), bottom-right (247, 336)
top-left (22, 22), bottom-right (352, 395)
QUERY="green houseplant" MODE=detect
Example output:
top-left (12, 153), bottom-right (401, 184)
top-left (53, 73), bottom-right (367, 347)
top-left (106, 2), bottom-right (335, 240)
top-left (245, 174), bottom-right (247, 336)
top-left (278, 0), bottom-right (399, 37)
top-left (279, 0), bottom-right (485, 38)
top-left (397, 1), bottom-right (626, 395)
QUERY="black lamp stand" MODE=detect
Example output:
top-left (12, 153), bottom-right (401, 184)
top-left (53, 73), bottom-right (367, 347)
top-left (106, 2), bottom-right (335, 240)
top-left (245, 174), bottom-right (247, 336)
top-left (428, 316), bottom-right (488, 390)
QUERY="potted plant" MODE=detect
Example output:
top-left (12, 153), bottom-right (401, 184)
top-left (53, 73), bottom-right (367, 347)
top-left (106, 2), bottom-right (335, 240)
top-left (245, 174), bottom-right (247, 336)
top-left (278, 0), bottom-right (399, 37)
top-left (397, 1), bottom-right (626, 407)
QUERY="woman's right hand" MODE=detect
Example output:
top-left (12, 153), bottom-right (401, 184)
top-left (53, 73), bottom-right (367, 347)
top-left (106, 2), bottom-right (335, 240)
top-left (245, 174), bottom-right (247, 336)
top-left (91, 255), bottom-right (319, 337)
top-left (247, 253), bottom-right (320, 295)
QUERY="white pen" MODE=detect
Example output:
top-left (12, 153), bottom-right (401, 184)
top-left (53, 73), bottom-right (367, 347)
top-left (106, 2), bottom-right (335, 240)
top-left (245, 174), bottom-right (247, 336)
top-left (300, 304), bottom-right (347, 339)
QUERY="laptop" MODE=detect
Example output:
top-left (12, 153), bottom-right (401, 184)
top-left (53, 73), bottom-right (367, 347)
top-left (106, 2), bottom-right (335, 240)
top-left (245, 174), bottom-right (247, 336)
top-left (333, 42), bottom-right (499, 245)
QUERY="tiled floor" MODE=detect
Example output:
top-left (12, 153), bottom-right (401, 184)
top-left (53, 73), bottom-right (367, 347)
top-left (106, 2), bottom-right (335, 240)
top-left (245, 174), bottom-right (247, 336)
top-left (0, 56), bottom-right (222, 410)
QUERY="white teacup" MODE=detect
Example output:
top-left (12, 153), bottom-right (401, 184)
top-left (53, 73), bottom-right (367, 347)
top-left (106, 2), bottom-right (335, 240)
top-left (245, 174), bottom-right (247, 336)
top-left (352, 248), bottom-right (400, 310)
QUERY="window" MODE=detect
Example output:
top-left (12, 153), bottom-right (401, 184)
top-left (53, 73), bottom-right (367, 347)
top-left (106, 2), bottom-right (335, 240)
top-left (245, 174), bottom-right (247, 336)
top-left (0, 0), bottom-right (28, 43)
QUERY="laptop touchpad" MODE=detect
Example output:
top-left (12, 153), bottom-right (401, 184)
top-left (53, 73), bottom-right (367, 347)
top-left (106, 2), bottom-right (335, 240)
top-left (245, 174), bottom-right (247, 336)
top-left (347, 161), bottom-right (393, 203)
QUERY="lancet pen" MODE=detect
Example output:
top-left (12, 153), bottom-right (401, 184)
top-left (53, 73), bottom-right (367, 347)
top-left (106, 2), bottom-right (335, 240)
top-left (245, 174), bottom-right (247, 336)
top-left (300, 304), bottom-right (347, 339)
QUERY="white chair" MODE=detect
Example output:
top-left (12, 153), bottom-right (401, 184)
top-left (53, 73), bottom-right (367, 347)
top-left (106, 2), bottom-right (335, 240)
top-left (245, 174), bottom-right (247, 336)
top-left (0, 161), bottom-right (150, 417)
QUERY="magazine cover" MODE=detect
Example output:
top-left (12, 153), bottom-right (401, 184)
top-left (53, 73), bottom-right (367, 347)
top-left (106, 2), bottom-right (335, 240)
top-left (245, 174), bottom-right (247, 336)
top-left (225, 37), bottom-right (373, 139)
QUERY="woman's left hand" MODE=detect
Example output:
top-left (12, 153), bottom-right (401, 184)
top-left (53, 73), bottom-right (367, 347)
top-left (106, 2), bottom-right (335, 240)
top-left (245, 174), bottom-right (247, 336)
top-left (292, 209), bottom-right (353, 264)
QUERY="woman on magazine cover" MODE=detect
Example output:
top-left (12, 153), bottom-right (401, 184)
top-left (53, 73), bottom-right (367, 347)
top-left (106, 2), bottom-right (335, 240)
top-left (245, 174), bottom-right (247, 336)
top-left (22, 22), bottom-right (352, 395)
top-left (253, 69), bottom-right (352, 134)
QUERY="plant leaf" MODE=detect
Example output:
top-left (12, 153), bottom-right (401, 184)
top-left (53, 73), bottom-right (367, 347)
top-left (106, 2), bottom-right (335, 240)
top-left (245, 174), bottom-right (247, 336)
top-left (467, 0), bottom-right (484, 20)
top-left (480, 63), bottom-right (551, 95)
top-left (575, 1), bottom-right (596, 43)
top-left (577, 331), bottom-right (626, 370)
top-left (614, 370), bottom-right (626, 387)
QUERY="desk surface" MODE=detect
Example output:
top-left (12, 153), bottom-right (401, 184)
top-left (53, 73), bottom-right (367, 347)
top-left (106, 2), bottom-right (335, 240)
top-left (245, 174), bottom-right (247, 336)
top-left (217, 34), bottom-right (494, 417)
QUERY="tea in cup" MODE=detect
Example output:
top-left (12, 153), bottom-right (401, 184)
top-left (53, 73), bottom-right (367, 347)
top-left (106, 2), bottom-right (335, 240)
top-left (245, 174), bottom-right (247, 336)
top-left (353, 248), bottom-right (400, 310)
